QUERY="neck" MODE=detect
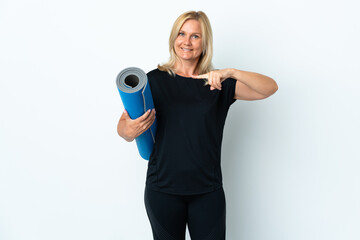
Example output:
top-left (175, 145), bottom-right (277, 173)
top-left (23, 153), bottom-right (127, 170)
top-left (174, 59), bottom-right (200, 77)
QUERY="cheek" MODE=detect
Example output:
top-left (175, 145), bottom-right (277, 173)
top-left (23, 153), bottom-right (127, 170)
top-left (196, 42), bottom-right (203, 52)
top-left (174, 40), bottom-right (181, 50)
top-left (175, 37), bottom-right (182, 46)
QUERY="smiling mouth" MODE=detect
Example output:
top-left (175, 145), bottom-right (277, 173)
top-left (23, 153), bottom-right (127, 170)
top-left (181, 47), bottom-right (192, 52)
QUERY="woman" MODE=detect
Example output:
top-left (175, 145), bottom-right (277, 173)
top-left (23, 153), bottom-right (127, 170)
top-left (117, 11), bottom-right (278, 240)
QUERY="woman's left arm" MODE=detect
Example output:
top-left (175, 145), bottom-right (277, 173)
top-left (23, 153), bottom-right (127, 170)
top-left (193, 68), bottom-right (278, 100)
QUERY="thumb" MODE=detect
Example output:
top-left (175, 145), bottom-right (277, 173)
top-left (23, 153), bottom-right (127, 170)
top-left (121, 109), bottom-right (131, 120)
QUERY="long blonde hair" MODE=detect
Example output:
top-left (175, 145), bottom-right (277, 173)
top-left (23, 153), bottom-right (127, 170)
top-left (158, 11), bottom-right (214, 76)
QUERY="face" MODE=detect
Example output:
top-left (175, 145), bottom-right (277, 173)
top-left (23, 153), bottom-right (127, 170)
top-left (174, 19), bottom-right (203, 63)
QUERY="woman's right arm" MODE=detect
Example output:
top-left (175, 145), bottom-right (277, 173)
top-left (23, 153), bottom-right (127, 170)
top-left (117, 109), bottom-right (156, 142)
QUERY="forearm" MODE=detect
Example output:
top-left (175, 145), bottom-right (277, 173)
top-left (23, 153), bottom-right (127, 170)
top-left (227, 68), bottom-right (278, 97)
top-left (117, 120), bottom-right (134, 142)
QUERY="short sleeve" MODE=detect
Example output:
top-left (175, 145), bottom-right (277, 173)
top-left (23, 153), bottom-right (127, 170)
top-left (221, 78), bottom-right (237, 107)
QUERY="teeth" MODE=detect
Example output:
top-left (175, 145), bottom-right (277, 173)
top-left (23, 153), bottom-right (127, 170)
top-left (181, 48), bottom-right (191, 51)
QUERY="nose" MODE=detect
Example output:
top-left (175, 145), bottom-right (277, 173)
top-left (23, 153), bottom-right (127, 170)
top-left (184, 36), bottom-right (191, 45)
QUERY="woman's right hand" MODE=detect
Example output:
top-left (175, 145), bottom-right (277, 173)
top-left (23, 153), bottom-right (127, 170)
top-left (117, 109), bottom-right (156, 142)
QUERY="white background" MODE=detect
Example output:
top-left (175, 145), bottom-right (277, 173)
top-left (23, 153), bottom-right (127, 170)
top-left (1, 0), bottom-right (359, 239)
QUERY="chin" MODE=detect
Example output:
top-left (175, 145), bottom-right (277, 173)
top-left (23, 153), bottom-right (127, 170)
top-left (178, 54), bottom-right (200, 61)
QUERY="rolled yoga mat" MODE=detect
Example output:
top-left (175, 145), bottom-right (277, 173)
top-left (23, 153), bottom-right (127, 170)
top-left (116, 67), bottom-right (157, 160)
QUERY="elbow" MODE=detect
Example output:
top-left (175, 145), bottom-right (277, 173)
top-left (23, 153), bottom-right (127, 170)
top-left (117, 123), bottom-right (134, 142)
top-left (117, 130), bottom-right (134, 142)
top-left (123, 136), bottom-right (134, 142)
top-left (119, 130), bottom-right (135, 143)
top-left (272, 81), bottom-right (279, 94)
top-left (266, 79), bottom-right (278, 97)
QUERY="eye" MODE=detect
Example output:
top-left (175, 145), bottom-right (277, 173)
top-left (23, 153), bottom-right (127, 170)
top-left (192, 35), bottom-right (199, 39)
top-left (178, 32), bottom-right (185, 37)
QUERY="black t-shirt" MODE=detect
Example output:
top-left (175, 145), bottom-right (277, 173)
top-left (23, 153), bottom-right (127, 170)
top-left (146, 68), bottom-right (237, 195)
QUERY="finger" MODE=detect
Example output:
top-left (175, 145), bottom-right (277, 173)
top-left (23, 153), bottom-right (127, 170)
top-left (209, 80), bottom-right (215, 90)
top-left (136, 109), bottom-right (152, 122)
top-left (192, 73), bottom-right (208, 79)
top-left (137, 112), bottom-right (155, 135)
top-left (145, 113), bottom-right (156, 129)
top-left (210, 72), bottom-right (220, 90)
top-left (210, 80), bottom-right (221, 91)
top-left (212, 72), bottom-right (222, 90)
top-left (208, 72), bottom-right (213, 87)
top-left (215, 79), bottom-right (222, 90)
top-left (136, 112), bottom-right (156, 137)
top-left (142, 109), bottom-right (156, 125)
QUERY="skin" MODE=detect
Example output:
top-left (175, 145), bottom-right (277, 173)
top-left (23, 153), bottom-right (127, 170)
top-left (173, 19), bottom-right (203, 77)
top-left (192, 68), bottom-right (278, 100)
top-left (117, 109), bottom-right (155, 142)
top-left (117, 19), bottom-right (278, 141)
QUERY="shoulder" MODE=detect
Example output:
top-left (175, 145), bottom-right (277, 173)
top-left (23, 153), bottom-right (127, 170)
top-left (147, 68), bottom-right (172, 83)
top-left (147, 68), bottom-right (160, 76)
top-left (147, 68), bottom-right (168, 78)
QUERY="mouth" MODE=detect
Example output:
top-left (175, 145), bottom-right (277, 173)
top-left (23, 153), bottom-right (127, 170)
top-left (181, 47), bottom-right (192, 52)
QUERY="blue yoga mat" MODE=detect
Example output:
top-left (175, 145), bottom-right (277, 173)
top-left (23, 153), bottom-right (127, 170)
top-left (116, 67), bottom-right (157, 160)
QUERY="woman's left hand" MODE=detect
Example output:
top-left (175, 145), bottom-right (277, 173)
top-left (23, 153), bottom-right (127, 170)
top-left (192, 69), bottom-right (233, 91)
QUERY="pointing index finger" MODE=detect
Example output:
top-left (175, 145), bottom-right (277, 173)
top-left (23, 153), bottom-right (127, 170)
top-left (192, 73), bottom-right (208, 79)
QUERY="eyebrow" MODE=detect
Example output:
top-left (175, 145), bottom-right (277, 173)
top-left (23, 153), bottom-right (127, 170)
top-left (179, 30), bottom-right (202, 35)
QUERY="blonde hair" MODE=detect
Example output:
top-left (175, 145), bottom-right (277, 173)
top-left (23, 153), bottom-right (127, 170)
top-left (158, 11), bottom-right (214, 76)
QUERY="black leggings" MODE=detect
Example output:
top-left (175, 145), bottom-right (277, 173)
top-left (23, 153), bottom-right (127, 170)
top-left (144, 186), bottom-right (226, 240)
